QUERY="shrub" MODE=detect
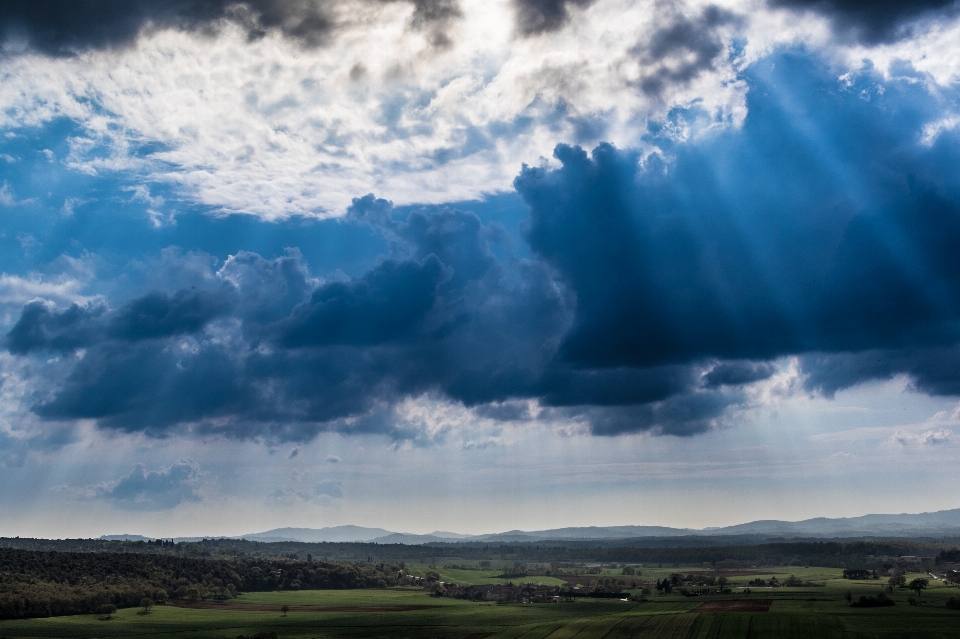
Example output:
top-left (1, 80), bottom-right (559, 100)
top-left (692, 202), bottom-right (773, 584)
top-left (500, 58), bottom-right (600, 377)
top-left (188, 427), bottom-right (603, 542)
top-left (851, 593), bottom-right (895, 608)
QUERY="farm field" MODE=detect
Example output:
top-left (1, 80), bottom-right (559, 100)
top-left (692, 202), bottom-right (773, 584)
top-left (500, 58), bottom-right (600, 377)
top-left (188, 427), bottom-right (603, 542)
top-left (404, 566), bottom-right (568, 587)
top-left (1, 568), bottom-right (958, 639)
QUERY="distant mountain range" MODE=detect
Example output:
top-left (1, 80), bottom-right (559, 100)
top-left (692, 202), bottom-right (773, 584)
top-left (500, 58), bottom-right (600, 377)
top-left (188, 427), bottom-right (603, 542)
top-left (103, 508), bottom-right (960, 544)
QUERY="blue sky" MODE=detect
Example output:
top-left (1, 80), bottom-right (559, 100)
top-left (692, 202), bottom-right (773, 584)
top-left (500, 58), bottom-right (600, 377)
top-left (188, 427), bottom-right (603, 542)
top-left (3, 0), bottom-right (960, 537)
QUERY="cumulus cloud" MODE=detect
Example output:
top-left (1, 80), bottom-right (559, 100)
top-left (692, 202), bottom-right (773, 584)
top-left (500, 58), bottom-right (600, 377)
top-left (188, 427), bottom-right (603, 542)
top-left (703, 361), bottom-right (777, 388)
top-left (269, 478), bottom-right (342, 502)
top-left (768, 0), bottom-right (959, 43)
top-left (889, 428), bottom-right (952, 446)
top-left (0, 0), bottom-right (463, 55)
top-left (314, 478), bottom-right (343, 498)
top-left (0, 273), bottom-right (97, 311)
top-left (5, 49), bottom-right (960, 445)
top-left (6, 286), bottom-right (235, 354)
top-left (634, 5), bottom-right (741, 97)
top-left (325, 455), bottom-right (341, 463)
top-left (93, 459), bottom-right (202, 510)
top-left (515, 52), bottom-right (960, 374)
top-left (513, 0), bottom-right (595, 35)
top-left (801, 347), bottom-right (960, 399)
top-left (0, 1), bottom-right (753, 216)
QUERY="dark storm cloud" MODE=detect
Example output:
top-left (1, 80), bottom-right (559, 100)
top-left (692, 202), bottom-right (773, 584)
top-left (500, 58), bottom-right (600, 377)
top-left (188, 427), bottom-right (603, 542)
top-left (403, 0), bottom-right (460, 47)
top-left (536, 366), bottom-right (695, 407)
top-left (768, 0), bottom-right (959, 43)
top-left (7, 288), bottom-right (233, 354)
top-left (513, 0), bottom-right (595, 35)
top-left (274, 256), bottom-right (446, 347)
top-left (7, 300), bottom-right (105, 354)
top-left (635, 6), bottom-right (740, 97)
top-left (13, 198), bottom-right (719, 438)
top-left (514, 52), bottom-right (960, 373)
top-left (109, 289), bottom-right (234, 340)
top-left (0, 0), bottom-right (461, 55)
top-left (560, 389), bottom-right (740, 436)
top-left (703, 361), bottom-right (777, 388)
top-left (35, 341), bottom-right (255, 430)
top-left (801, 347), bottom-right (960, 398)
top-left (95, 460), bottom-right (202, 510)
top-left (9, 50), bottom-right (960, 441)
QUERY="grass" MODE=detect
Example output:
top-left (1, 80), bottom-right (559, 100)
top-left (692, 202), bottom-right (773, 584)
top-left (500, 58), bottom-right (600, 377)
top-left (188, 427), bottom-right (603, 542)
top-left (405, 565), bottom-right (568, 587)
top-left (1, 569), bottom-right (959, 639)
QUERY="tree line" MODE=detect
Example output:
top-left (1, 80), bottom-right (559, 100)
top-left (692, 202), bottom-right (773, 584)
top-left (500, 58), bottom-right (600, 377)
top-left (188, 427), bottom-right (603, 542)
top-left (2, 536), bottom-right (954, 567)
top-left (0, 548), bottom-right (401, 620)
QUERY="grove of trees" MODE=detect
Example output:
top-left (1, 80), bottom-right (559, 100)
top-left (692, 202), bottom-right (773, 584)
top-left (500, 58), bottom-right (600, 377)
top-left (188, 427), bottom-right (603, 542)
top-left (0, 548), bottom-right (400, 620)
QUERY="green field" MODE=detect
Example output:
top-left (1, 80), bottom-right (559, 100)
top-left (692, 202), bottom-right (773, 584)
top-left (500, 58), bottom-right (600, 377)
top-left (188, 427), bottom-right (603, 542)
top-left (1, 568), bottom-right (958, 639)
top-left (405, 565), bottom-right (568, 587)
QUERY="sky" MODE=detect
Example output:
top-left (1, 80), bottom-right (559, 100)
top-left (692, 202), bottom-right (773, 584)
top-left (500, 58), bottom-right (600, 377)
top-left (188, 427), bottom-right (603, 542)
top-left (2, 0), bottom-right (960, 538)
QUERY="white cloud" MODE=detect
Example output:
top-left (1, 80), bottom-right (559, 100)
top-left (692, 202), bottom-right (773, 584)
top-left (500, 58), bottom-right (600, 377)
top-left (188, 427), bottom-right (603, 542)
top-left (0, 181), bottom-right (17, 206)
top-left (2, 1), bottom-right (954, 219)
top-left (270, 478), bottom-right (343, 502)
top-left (889, 428), bottom-right (952, 447)
top-left (0, 273), bottom-right (99, 321)
top-left (0, 0), bottom-right (763, 218)
top-left (67, 459), bottom-right (207, 511)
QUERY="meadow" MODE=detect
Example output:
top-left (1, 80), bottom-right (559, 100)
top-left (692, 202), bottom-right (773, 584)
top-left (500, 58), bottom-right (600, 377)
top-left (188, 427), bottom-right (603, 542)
top-left (1, 566), bottom-right (958, 639)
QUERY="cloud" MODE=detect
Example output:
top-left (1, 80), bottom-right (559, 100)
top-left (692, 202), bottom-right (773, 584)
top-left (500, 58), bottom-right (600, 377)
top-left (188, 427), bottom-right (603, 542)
top-left (94, 459), bottom-right (202, 510)
top-left (768, 0), bottom-right (959, 43)
top-left (287, 446), bottom-right (300, 459)
top-left (889, 428), bottom-right (952, 446)
top-left (109, 289), bottom-right (234, 340)
top-left (634, 5), bottom-right (741, 97)
top-left (324, 455), bottom-right (341, 463)
top-left (703, 361), bottom-right (777, 388)
top-left (274, 256), bottom-right (446, 347)
top-left (7, 287), bottom-right (233, 354)
top-left (514, 52), bottom-right (960, 372)
top-left (800, 347), bottom-right (960, 398)
top-left (269, 478), bottom-right (342, 502)
top-left (0, 273), bottom-right (96, 310)
top-left (551, 388), bottom-right (740, 437)
top-left (0, 422), bottom-right (77, 467)
top-left (0, 0), bottom-right (463, 56)
top-left (314, 479), bottom-right (343, 498)
top-left (513, 0), bottom-right (595, 35)
top-left (6, 50), bottom-right (960, 444)
top-left (0, 1), bottom-right (751, 216)
top-left (0, 182), bottom-right (18, 206)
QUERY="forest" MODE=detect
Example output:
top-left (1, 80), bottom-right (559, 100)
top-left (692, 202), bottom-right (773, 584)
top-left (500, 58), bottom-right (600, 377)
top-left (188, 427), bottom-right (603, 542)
top-left (3, 536), bottom-right (959, 620)
top-left (1, 535), bottom-right (952, 566)
top-left (0, 548), bottom-right (400, 619)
